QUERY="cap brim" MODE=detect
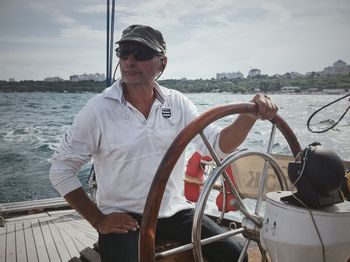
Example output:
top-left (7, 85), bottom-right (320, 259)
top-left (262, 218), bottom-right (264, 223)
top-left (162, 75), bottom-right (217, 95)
top-left (116, 37), bottom-right (162, 53)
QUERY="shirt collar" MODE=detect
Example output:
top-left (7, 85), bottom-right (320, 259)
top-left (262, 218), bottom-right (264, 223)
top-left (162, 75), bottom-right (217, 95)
top-left (102, 78), bottom-right (170, 105)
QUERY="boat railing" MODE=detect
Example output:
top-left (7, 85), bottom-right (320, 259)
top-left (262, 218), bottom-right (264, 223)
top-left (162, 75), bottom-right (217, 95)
top-left (0, 197), bottom-right (69, 224)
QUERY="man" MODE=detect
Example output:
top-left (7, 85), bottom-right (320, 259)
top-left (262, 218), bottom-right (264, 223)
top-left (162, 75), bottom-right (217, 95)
top-left (50, 24), bottom-right (278, 262)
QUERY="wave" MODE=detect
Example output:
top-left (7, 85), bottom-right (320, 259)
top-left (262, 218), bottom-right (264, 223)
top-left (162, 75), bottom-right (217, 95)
top-left (25, 102), bottom-right (40, 108)
top-left (1, 92), bottom-right (349, 203)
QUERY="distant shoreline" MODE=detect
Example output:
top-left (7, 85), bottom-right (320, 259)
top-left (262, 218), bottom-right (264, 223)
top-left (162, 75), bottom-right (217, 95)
top-left (1, 75), bottom-right (349, 94)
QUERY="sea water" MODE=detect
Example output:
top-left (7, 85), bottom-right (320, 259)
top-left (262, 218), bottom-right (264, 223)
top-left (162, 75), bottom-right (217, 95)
top-left (0, 92), bottom-right (349, 203)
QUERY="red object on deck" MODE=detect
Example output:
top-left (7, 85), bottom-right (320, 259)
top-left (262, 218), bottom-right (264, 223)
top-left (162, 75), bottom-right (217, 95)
top-left (184, 151), bottom-right (238, 212)
top-left (184, 151), bottom-right (205, 202)
top-left (215, 166), bottom-right (239, 212)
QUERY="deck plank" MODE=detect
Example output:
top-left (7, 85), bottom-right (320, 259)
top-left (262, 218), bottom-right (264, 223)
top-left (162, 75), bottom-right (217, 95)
top-left (2, 209), bottom-right (100, 262)
top-left (31, 219), bottom-right (50, 262)
top-left (6, 223), bottom-right (16, 262)
top-left (23, 220), bottom-right (39, 262)
top-left (0, 223), bottom-right (7, 262)
top-left (51, 212), bottom-right (95, 234)
top-left (39, 217), bottom-right (62, 262)
top-left (54, 221), bottom-right (81, 258)
top-left (66, 219), bottom-right (97, 241)
top-left (56, 216), bottom-right (96, 250)
top-left (57, 213), bottom-right (97, 241)
top-left (53, 216), bottom-right (87, 252)
top-left (48, 219), bottom-right (71, 262)
top-left (54, 212), bottom-right (95, 256)
top-left (15, 221), bottom-right (27, 262)
top-left (67, 216), bottom-right (94, 230)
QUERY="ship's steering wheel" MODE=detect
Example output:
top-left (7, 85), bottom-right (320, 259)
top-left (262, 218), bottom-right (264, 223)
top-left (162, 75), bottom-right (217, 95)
top-left (139, 102), bottom-right (301, 262)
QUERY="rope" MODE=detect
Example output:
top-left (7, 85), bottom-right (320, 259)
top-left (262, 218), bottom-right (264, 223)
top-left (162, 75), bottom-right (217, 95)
top-left (307, 93), bottom-right (350, 133)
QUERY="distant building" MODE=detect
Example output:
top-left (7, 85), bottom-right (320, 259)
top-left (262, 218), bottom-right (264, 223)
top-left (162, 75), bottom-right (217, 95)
top-left (69, 73), bottom-right (106, 81)
top-left (310, 60), bottom-right (350, 76)
top-left (307, 88), bottom-right (320, 94)
top-left (44, 76), bottom-right (64, 82)
top-left (282, 72), bottom-right (303, 79)
top-left (322, 88), bottom-right (346, 94)
top-left (9, 78), bottom-right (15, 82)
top-left (290, 72), bottom-right (303, 79)
top-left (305, 71), bottom-right (314, 77)
top-left (305, 71), bottom-right (322, 77)
top-left (271, 74), bottom-right (282, 79)
top-left (281, 86), bottom-right (300, 93)
top-left (333, 60), bottom-right (347, 68)
top-left (248, 69), bottom-right (261, 78)
top-left (216, 71), bottom-right (243, 80)
top-left (70, 75), bottom-right (80, 82)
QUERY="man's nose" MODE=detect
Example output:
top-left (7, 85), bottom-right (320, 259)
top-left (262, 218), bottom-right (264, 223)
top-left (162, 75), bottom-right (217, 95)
top-left (124, 54), bottom-right (137, 64)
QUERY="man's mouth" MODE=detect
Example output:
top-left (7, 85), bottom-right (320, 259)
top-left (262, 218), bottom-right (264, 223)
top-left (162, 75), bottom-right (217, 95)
top-left (123, 71), bottom-right (139, 75)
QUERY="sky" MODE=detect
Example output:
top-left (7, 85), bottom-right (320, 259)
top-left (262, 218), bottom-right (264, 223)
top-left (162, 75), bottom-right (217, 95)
top-left (1, 0), bottom-right (350, 81)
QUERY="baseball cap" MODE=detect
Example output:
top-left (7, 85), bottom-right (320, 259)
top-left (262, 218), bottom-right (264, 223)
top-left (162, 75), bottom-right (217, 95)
top-left (116, 24), bottom-right (166, 54)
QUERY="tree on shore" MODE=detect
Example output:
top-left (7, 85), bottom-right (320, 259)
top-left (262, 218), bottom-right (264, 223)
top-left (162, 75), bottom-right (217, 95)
top-left (0, 75), bottom-right (349, 93)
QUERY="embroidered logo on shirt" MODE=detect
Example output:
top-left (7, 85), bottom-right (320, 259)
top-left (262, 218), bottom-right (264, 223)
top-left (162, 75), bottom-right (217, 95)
top-left (162, 108), bottom-right (171, 119)
top-left (120, 108), bottom-right (132, 122)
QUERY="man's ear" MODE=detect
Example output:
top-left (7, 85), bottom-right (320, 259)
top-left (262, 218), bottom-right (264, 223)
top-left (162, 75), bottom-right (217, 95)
top-left (160, 56), bottom-right (167, 70)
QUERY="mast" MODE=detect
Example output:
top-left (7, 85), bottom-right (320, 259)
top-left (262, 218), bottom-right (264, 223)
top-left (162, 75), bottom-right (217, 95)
top-left (106, 0), bottom-right (116, 87)
top-left (88, 0), bottom-right (116, 196)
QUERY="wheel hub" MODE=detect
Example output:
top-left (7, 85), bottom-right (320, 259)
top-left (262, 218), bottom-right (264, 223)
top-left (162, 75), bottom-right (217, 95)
top-left (241, 215), bottom-right (263, 242)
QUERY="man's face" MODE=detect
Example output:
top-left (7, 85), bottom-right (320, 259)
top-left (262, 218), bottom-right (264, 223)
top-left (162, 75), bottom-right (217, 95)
top-left (118, 41), bottom-right (165, 86)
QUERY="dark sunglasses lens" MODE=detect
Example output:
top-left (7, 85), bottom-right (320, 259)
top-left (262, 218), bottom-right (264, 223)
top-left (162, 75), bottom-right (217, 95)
top-left (134, 50), bottom-right (157, 61)
top-left (116, 47), bottom-right (128, 60)
top-left (116, 47), bottom-right (157, 61)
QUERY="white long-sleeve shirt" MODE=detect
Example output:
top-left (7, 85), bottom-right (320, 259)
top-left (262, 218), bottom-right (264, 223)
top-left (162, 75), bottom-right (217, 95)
top-left (49, 79), bottom-right (224, 217)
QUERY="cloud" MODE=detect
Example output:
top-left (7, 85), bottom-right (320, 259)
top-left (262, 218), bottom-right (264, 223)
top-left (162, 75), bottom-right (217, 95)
top-left (79, 5), bottom-right (106, 14)
top-left (1, 0), bottom-right (350, 80)
top-left (163, 0), bottom-right (350, 78)
top-left (60, 26), bottom-right (105, 41)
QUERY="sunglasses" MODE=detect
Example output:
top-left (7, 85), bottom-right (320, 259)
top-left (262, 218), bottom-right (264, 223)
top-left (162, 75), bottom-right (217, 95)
top-left (115, 46), bottom-right (160, 61)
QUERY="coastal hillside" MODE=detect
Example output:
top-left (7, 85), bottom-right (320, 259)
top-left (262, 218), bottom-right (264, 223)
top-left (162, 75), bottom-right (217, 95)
top-left (0, 74), bottom-right (349, 93)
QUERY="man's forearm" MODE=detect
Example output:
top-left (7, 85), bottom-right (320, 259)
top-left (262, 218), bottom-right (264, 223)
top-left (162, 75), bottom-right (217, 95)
top-left (219, 114), bottom-right (256, 153)
top-left (64, 187), bottom-right (105, 229)
top-left (219, 93), bottom-right (279, 153)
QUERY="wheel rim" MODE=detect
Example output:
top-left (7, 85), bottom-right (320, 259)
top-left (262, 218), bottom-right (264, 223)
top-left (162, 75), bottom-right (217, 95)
top-left (139, 102), bottom-right (301, 262)
top-left (192, 150), bottom-right (289, 262)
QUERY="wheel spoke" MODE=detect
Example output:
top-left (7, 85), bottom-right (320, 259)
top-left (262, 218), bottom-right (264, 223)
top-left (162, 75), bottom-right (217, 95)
top-left (199, 131), bottom-right (221, 164)
top-left (156, 228), bottom-right (245, 260)
top-left (217, 174), bottom-right (226, 224)
top-left (238, 239), bottom-right (250, 262)
top-left (258, 242), bottom-right (268, 262)
top-left (219, 153), bottom-right (261, 226)
top-left (199, 131), bottom-right (230, 224)
top-left (255, 124), bottom-right (276, 215)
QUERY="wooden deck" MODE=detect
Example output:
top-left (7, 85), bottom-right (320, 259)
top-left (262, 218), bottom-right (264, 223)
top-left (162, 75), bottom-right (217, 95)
top-left (0, 206), bottom-right (263, 262)
top-left (0, 193), bottom-right (269, 262)
top-left (0, 209), bottom-right (98, 262)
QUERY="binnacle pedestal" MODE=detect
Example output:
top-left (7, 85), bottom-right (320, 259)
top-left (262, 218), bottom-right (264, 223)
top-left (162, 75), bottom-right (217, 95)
top-left (261, 191), bottom-right (350, 262)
